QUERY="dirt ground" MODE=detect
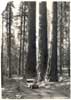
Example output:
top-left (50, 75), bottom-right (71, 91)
top-left (2, 76), bottom-right (70, 99)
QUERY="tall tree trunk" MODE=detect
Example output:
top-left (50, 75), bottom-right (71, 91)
top-left (68, 15), bottom-right (70, 77)
top-left (1, 15), bottom-right (4, 86)
top-left (5, 4), bottom-right (13, 78)
top-left (60, 3), bottom-right (64, 75)
top-left (18, 36), bottom-right (22, 75)
top-left (37, 2), bottom-right (48, 81)
top-left (8, 7), bottom-right (12, 78)
top-left (18, 14), bottom-right (23, 75)
top-left (49, 2), bottom-right (58, 81)
top-left (25, 2), bottom-right (36, 78)
top-left (64, 2), bottom-right (70, 77)
top-left (22, 4), bottom-right (26, 76)
top-left (5, 2), bottom-right (14, 78)
top-left (18, 2), bottom-right (24, 75)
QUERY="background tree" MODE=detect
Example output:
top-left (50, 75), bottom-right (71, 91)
top-left (57, 2), bottom-right (70, 77)
top-left (5, 1), bottom-right (14, 78)
top-left (21, 2), bottom-right (28, 77)
top-left (63, 2), bottom-right (70, 77)
top-left (1, 11), bottom-right (5, 86)
top-left (18, 2), bottom-right (24, 75)
top-left (59, 3), bottom-right (64, 75)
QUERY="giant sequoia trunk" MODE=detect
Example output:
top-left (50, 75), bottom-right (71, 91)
top-left (37, 2), bottom-right (48, 81)
top-left (49, 2), bottom-right (58, 81)
top-left (25, 2), bottom-right (36, 78)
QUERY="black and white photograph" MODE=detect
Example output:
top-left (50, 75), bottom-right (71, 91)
top-left (0, 0), bottom-right (70, 99)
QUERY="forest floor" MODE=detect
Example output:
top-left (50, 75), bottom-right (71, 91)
top-left (2, 75), bottom-right (70, 99)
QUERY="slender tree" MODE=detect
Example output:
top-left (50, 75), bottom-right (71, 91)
top-left (5, 2), bottom-right (14, 78)
top-left (59, 2), bottom-right (70, 77)
top-left (1, 12), bottom-right (4, 86)
top-left (64, 2), bottom-right (70, 76)
top-left (59, 3), bottom-right (64, 75)
top-left (18, 2), bottom-right (28, 76)
top-left (18, 2), bottom-right (23, 75)
top-left (57, 2), bottom-right (70, 77)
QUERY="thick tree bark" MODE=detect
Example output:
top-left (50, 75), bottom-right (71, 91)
top-left (25, 2), bottom-right (36, 78)
top-left (49, 2), bottom-right (58, 81)
top-left (37, 2), bottom-right (48, 81)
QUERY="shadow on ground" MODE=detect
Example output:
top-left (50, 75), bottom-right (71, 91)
top-left (2, 76), bottom-right (70, 99)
